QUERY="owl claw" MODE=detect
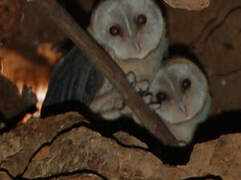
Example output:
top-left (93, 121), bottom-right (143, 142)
top-left (100, 110), bottom-right (122, 120)
top-left (143, 94), bottom-right (152, 104)
top-left (136, 80), bottom-right (150, 92)
top-left (126, 72), bottom-right (136, 85)
top-left (150, 103), bottom-right (160, 110)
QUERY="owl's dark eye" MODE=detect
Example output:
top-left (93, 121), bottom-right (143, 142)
top-left (109, 25), bottom-right (121, 36)
top-left (182, 78), bottom-right (191, 91)
top-left (156, 92), bottom-right (167, 104)
top-left (136, 14), bottom-right (147, 25)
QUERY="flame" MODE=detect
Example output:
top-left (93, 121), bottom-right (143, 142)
top-left (0, 46), bottom-right (58, 122)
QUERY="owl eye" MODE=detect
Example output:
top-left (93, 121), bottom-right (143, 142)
top-left (109, 25), bottom-right (121, 36)
top-left (136, 14), bottom-right (147, 25)
top-left (156, 92), bottom-right (168, 104)
top-left (182, 78), bottom-right (192, 91)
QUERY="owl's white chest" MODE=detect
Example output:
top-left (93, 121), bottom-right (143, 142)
top-left (116, 39), bottom-right (165, 81)
top-left (97, 42), bottom-right (164, 96)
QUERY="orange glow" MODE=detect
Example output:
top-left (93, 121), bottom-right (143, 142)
top-left (37, 42), bottom-right (62, 66)
top-left (0, 47), bottom-right (52, 121)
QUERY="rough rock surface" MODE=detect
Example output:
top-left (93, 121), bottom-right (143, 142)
top-left (0, 112), bottom-right (240, 180)
top-left (180, 133), bottom-right (241, 180)
top-left (0, 172), bottom-right (11, 180)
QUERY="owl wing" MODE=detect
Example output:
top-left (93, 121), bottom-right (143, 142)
top-left (41, 46), bottom-right (103, 117)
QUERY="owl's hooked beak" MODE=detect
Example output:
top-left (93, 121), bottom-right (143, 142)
top-left (178, 101), bottom-right (188, 117)
top-left (172, 87), bottom-right (188, 117)
top-left (130, 36), bottom-right (141, 52)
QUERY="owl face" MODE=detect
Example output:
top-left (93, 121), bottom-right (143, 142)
top-left (150, 58), bottom-right (209, 124)
top-left (88, 0), bottom-right (164, 60)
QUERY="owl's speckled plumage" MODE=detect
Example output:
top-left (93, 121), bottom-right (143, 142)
top-left (149, 58), bottom-right (211, 146)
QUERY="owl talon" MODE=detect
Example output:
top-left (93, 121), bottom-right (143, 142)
top-left (100, 110), bottom-right (122, 120)
top-left (136, 80), bottom-right (150, 92)
top-left (143, 94), bottom-right (152, 104)
top-left (150, 103), bottom-right (160, 110)
top-left (126, 72), bottom-right (136, 85)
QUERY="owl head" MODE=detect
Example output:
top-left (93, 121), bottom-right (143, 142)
top-left (88, 0), bottom-right (165, 60)
top-left (150, 58), bottom-right (209, 124)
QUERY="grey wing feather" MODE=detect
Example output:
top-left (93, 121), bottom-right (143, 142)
top-left (41, 46), bottom-right (103, 117)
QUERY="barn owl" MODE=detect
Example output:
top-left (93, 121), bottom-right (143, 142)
top-left (87, 0), bottom-right (167, 115)
top-left (147, 58), bottom-right (211, 146)
top-left (97, 58), bottom-right (211, 146)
